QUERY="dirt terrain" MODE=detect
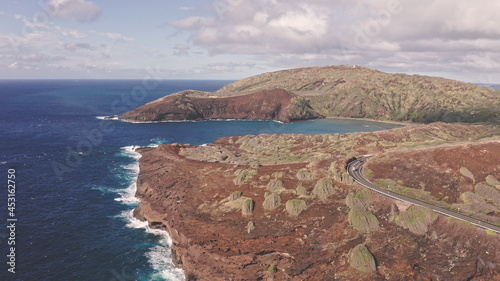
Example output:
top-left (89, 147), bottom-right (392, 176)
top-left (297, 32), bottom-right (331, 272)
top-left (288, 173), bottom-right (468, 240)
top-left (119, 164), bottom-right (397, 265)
top-left (133, 123), bottom-right (500, 280)
top-left (366, 141), bottom-right (500, 224)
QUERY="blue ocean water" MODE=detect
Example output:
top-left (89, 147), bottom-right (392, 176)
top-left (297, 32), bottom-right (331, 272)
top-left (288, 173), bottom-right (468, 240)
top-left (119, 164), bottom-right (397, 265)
top-left (0, 80), bottom-right (404, 281)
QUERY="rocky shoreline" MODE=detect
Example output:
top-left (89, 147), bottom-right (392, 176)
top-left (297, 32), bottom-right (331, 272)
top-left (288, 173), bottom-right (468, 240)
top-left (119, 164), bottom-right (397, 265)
top-left (132, 123), bottom-right (500, 280)
top-left (118, 89), bottom-right (323, 123)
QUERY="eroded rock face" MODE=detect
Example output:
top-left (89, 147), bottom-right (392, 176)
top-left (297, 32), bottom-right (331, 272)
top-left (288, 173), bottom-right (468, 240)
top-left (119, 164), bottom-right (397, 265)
top-left (133, 124), bottom-right (500, 281)
top-left (119, 89), bottom-right (323, 123)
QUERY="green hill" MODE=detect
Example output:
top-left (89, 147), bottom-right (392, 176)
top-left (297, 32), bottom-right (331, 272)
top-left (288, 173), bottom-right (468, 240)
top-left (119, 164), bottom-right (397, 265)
top-left (209, 66), bottom-right (499, 123)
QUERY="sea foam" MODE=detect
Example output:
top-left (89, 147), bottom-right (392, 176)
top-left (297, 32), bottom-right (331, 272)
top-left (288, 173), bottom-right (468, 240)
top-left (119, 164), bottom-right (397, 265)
top-left (96, 116), bottom-right (119, 120)
top-left (114, 146), bottom-right (142, 205)
top-left (118, 145), bottom-right (185, 281)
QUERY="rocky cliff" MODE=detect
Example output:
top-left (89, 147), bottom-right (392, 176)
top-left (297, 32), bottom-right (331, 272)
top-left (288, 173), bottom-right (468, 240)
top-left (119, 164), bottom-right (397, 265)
top-left (119, 88), bottom-right (322, 123)
top-left (133, 123), bottom-right (500, 280)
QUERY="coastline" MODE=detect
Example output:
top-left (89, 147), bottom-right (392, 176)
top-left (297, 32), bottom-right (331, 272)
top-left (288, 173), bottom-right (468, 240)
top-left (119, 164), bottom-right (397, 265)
top-left (130, 123), bottom-right (500, 280)
top-left (120, 145), bottom-right (185, 280)
top-left (98, 116), bottom-right (287, 124)
top-left (99, 115), bottom-right (410, 126)
top-left (325, 116), bottom-right (412, 126)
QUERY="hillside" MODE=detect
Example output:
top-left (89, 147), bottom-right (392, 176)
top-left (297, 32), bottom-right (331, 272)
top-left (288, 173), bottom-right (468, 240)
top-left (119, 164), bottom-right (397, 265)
top-left (119, 66), bottom-right (500, 123)
top-left (118, 65), bottom-right (499, 123)
top-left (118, 89), bottom-right (322, 123)
top-left (213, 66), bottom-right (500, 123)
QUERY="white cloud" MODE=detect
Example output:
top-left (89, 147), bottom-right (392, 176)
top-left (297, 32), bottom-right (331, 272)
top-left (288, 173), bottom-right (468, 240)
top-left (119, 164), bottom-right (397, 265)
top-left (48, 0), bottom-right (101, 22)
top-left (165, 61), bottom-right (257, 76)
top-left (11, 13), bottom-right (88, 39)
top-left (101, 32), bottom-right (135, 42)
top-left (165, 0), bottom-right (500, 81)
top-left (171, 17), bottom-right (215, 29)
top-left (53, 26), bottom-right (87, 38)
top-left (88, 30), bottom-right (135, 42)
top-left (19, 53), bottom-right (66, 62)
top-left (64, 42), bottom-right (96, 51)
top-left (267, 5), bottom-right (327, 37)
top-left (178, 6), bottom-right (196, 11)
top-left (173, 44), bottom-right (191, 56)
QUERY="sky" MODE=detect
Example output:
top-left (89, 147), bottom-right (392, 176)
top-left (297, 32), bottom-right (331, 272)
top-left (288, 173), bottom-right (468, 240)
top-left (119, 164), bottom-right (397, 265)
top-left (0, 0), bottom-right (499, 83)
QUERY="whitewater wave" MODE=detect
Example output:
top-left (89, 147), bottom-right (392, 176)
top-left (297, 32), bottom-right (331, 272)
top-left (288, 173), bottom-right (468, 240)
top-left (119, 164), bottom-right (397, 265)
top-left (91, 185), bottom-right (120, 194)
top-left (114, 180), bottom-right (140, 205)
top-left (121, 210), bottom-right (185, 281)
top-left (114, 146), bottom-right (142, 205)
top-left (149, 138), bottom-right (171, 146)
top-left (117, 118), bottom-right (283, 124)
top-left (117, 145), bottom-right (185, 281)
top-left (96, 116), bottom-right (119, 120)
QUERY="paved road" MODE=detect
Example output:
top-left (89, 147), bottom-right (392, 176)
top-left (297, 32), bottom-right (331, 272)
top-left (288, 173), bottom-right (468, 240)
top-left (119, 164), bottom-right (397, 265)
top-left (347, 156), bottom-right (500, 234)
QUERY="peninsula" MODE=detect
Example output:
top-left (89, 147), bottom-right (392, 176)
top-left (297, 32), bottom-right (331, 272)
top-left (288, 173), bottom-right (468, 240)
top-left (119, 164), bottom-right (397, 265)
top-left (119, 65), bottom-right (500, 123)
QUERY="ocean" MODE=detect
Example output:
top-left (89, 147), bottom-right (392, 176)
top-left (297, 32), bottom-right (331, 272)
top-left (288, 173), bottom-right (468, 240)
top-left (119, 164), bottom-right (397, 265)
top-left (0, 79), bottom-right (406, 281)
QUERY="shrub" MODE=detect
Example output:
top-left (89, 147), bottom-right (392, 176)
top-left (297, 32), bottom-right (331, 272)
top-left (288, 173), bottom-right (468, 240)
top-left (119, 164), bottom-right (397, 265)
top-left (346, 193), bottom-right (363, 209)
top-left (233, 169), bottom-right (257, 185)
top-left (346, 189), bottom-right (372, 208)
top-left (486, 175), bottom-right (500, 189)
top-left (229, 191), bottom-right (243, 201)
top-left (262, 193), bottom-right (282, 210)
top-left (485, 229), bottom-right (496, 235)
top-left (267, 178), bottom-right (284, 192)
top-left (475, 182), bottom-right (500, 208)
top-left (395, 206), bottom-right (437, 235)
top-left (242, 199), bottom-right (255, 216)
top-left (296, 169), bottom-right (314, 181)
top-left (312, 177), bottom-right (335, 199)
top-left (272, 171), bottom-right (285, 178)
top-left (460, 191), bottom-right (497, 214)
top-left (348, 208), bottom-right (380, 233)
top-left (247, 221), bottom-right (256, 233)
top-left (346, 190), bottom-right (378, 232)
top-left (348, 244), bottom-right (376, 272)
top-left (268, 264), bottom-right (277, 275)
top-left (285, 199), bottom-right (307, 216)
top-left (296, 185), bottom-right (308, 196)
top-left (459, 167), bottom-right (475, 182)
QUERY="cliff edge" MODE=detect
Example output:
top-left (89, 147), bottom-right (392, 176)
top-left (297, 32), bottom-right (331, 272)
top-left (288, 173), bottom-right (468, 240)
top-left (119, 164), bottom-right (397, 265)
top-left (119, 88), bottom-right (323, 123)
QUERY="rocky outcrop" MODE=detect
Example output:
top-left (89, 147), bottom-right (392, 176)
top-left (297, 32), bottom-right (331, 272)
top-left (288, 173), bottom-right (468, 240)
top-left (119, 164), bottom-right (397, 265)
top-left (119, 88), bottom-right (323, 123)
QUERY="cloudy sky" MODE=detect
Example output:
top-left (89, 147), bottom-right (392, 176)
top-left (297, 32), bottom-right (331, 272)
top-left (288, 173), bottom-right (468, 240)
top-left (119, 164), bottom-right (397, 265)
top-left (1, 0), bottom-right (499, 82)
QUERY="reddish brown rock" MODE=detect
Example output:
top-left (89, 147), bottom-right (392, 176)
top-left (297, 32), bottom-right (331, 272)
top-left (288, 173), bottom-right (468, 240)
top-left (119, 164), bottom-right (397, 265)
top-left (119, 89), bottom-right (323, 123)
top-left (133, 124), bottom-right (500, 280)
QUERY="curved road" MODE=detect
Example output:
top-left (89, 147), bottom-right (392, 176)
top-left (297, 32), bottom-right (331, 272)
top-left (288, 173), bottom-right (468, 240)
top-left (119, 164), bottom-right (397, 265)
top-left (347, 157), bottom-right (500, 234)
